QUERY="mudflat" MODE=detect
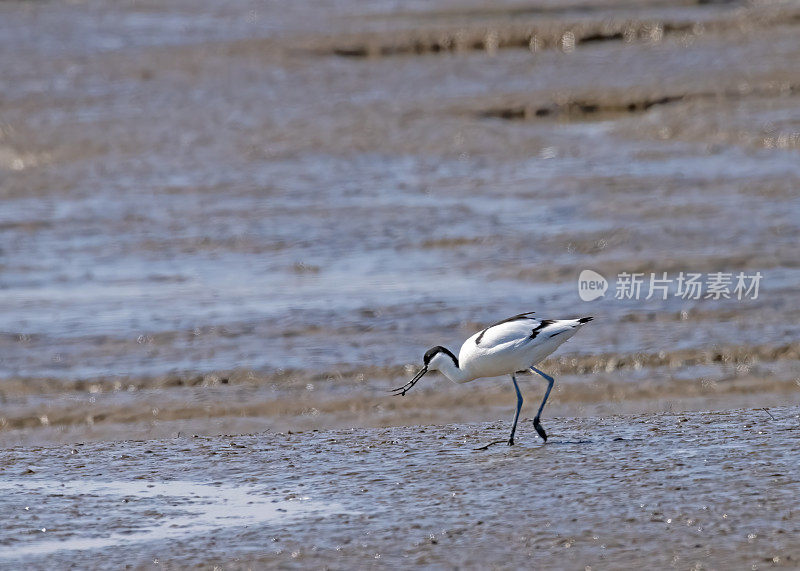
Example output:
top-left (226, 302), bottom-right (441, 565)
top-left (1, 0), bottom-right (799, 567)
top-left (2, 408), bottom-right (799, 568)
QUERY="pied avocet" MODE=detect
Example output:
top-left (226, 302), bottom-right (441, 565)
top-left (391, 312), bottom-right (593, 447)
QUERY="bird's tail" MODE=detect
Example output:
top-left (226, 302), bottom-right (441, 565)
top-left (577, 316), bottom-right (593, 324)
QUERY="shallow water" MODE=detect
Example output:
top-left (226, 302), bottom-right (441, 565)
top-left (0, 480), bottom-right (343, 560)
top-left (2, 0), bottom-right (799, 396)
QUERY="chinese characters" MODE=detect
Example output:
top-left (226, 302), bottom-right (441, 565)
top-left (613, 271), bottom-right (762, 301)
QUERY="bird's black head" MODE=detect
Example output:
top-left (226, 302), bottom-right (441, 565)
top-left (423, 346), bottom-right (458, 368)
top-left (390, 345), bottom-right (459, 397)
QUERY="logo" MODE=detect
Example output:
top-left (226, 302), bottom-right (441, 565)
top-left (578, 269), bottom-right (608, 301)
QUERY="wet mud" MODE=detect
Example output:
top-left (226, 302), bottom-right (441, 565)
top-left (1, 408), bottom-right (799, 568)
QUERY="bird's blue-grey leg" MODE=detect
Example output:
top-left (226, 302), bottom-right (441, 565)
top-left (530, 366), bottom-right (554, 442)
top-left (508, 373), bottom-right (523, 446)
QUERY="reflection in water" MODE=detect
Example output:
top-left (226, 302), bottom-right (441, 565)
top-left (0, 480), bottom-right (346, 559)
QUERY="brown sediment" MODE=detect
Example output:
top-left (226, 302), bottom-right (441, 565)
top-left (419, 236), bottom-right (493, 249)
top-left (1, 368), bottom-right (798, 437)
top-left (311, 6), bottom-right (800, 59)
top-left (1, 341), bottom-right (797, 400)
top-left (1, 341), bottom-right (798, 438)
top-left (477, 82), bottom-right (800, 122)
top-left (325, 21), bottom-right (676, 58)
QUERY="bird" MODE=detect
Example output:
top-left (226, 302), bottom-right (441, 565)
top-left (391, 312), bottom-right (593, 447)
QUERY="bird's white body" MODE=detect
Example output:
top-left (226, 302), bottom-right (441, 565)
top-left (430, 314), bottom-right (590, 383)
top-left (392, 312), bottom-right (593, 446)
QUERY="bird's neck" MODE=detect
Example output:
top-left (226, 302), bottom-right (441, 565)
top-left (436, 355), bottom-right (471, 384)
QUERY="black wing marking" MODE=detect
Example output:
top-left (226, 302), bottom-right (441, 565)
top-left (529, 319), bottom-right (556, 340)
top-left (475, 311), bottom-right (536, 345)
top-left (532, 316), bottom-right (594, 340)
